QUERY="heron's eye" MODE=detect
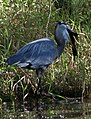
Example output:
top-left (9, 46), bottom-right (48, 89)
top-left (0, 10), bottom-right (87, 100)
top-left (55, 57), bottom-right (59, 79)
top-left (66, 25), bottom-right (71, 30)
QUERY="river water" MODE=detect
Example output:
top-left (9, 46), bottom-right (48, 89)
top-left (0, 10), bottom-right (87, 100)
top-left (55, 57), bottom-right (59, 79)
top-left (0, 98), bottom-right (91, 119)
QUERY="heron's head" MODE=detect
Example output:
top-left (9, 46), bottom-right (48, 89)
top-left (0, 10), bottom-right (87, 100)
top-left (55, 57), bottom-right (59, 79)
top-left (55, 21), bottom-right (78, 61)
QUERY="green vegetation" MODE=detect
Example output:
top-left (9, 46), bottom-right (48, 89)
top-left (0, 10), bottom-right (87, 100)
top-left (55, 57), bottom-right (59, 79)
top-left (0, 0), bottom-right (91, 101)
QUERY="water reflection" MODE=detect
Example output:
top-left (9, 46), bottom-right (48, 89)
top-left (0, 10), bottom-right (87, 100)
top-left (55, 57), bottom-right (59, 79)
top-left (0, 98), bottom-right (91, 119)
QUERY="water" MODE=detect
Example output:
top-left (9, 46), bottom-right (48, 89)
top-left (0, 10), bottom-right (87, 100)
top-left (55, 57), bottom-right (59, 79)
top-left (0, 98), bottom-right (91, 119)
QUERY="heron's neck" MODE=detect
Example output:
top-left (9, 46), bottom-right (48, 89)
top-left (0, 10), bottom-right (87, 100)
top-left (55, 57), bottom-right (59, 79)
top-left (57, 40), bottom-right (66, 56)
top-left (54, 26), bottom-right (67, 56)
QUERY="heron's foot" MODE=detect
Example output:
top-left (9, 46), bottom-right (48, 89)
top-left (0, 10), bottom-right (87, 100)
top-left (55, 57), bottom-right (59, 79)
top-left (34, 87), bottom-right (42, 97)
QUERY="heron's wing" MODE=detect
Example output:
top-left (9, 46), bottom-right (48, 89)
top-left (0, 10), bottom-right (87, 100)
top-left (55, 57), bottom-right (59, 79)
top-left (7, 38), bottom-right (58, 69)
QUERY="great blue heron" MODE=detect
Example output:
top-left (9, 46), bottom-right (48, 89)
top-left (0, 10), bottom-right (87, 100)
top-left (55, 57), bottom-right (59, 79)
top-left (6, 22), bottom-right (78, 94)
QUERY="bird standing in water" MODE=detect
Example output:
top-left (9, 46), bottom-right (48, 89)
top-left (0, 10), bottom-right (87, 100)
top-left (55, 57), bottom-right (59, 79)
top-left (7, 22), bottom-right (78, 95)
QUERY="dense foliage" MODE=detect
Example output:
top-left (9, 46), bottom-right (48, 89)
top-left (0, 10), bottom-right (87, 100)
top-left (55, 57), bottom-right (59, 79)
top-left (0, 0), bottom-right (91, 100)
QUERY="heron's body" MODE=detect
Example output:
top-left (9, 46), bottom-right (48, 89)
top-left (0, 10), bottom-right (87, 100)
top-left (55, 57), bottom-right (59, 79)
top-left (7, 22), bottom-right (77, 94)
top-left (7, 38), bottom-right (59, 70)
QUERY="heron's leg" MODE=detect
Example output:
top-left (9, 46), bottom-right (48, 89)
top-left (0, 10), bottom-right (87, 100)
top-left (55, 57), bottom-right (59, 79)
top-left (36, 70), bottom-right (43, 95)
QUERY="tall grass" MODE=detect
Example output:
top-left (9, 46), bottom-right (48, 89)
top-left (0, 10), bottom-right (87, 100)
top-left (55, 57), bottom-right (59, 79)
top-left (0, 0), bottom-right (91, 100)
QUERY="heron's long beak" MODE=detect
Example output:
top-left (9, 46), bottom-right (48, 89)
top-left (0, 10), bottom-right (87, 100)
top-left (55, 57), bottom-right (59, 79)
top-left (67, 29), bottom-right (78, 61)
